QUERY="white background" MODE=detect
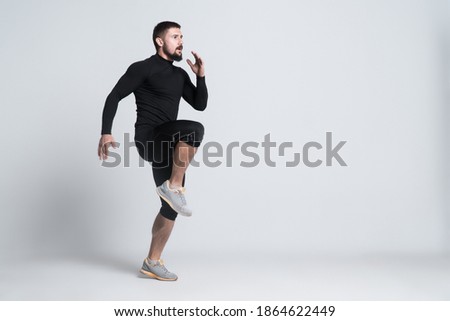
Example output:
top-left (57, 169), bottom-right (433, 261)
top-left (0, 0), bottom-right (449, 300)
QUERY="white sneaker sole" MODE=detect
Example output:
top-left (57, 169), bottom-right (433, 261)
top-left (140, 268), bottom-right (178, 281)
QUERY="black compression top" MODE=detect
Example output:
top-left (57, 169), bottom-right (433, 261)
top-left (101, 53), bottom-right (208, 135)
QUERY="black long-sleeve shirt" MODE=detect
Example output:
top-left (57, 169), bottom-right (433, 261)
top-left (101, 53), bottom-right (208, 135)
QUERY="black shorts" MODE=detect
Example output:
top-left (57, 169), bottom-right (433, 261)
top-left (134, 119), bottom-right (204, 220)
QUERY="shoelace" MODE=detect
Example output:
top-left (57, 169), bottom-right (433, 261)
top-left (147, 258), bottom-right (167, 269)
top-left (157, 259), bottom-right (170, 274)
top-left (172, 187), bottom-right (187, 206)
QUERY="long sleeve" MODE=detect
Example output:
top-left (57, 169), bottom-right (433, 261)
top-left (101, 61), bottom-right (148, 135)
top-left (182, 71), bottom-right (208, 111)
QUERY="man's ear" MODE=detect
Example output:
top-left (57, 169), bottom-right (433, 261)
top-left (156, 37), bottom-right (164, 48)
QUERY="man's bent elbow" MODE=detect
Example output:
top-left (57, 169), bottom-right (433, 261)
top-left (195, 102), bottom-right (207, 111)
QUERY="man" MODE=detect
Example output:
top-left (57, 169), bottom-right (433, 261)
top-left (97, 21), bottom-right (208, 281)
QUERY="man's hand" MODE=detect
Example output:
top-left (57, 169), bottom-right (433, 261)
top-left (186, 51), bottom-right (205, 77)
top-left (98, 134), bottom-right (118, 160)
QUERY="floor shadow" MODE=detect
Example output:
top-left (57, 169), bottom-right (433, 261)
top-left (68, 252), bottom-right (141, 276)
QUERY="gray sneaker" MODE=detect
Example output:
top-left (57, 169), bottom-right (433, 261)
top-left (156, 180), bottom-right (192, 217)
top-left (140, 258), bottom-right (178, 281)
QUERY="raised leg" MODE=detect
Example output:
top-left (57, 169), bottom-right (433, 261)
top-left (169, 141), bottom-right (197, 188)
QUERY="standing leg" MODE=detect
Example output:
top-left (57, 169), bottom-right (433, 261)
top-left (147, 213), bottom-right (175, 260)
top-left (139, 165), bottom-right (179, 281)
top-left (148, 165), bottom-right (180, 259)
top-left (140, 215), bottom-right (178, 280)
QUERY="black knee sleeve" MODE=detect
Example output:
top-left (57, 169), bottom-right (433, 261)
top-left (159, 203), bottom-right (178, 221)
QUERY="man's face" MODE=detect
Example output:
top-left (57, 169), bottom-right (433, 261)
top-left (160, 28), bottom-right (183, 61)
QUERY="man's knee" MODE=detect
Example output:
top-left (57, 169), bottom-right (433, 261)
top-left (182, 121), bottom-right (204, 147)
top-left (160, 205), bottom-right (178, 221)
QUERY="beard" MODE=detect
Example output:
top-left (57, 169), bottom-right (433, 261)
top-left (163, 44), bottom-right (183, 62)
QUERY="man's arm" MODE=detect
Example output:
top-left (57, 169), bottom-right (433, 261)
top-left (101, 61), bottom-right (147, 135)
top-left (183, 51), bottom-right (208, 111)
top-left (98, 61), bottom-right (147, 160)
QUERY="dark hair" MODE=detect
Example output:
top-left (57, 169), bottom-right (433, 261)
top-left (152, 21), bottom-right (181, 50)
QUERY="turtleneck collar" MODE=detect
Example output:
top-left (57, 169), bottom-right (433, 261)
top-left (156, 53), bottom-right (174, 65)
